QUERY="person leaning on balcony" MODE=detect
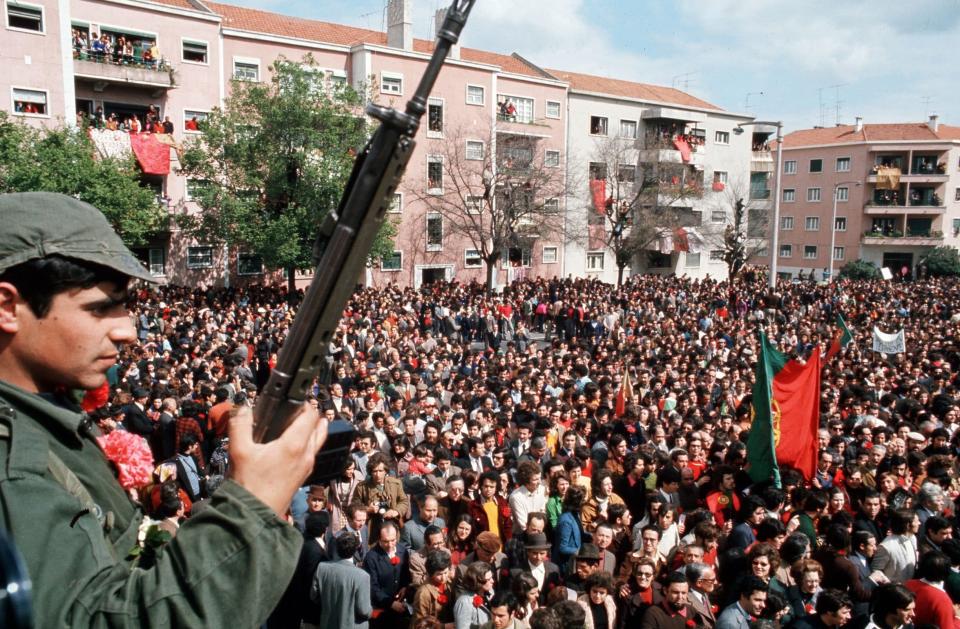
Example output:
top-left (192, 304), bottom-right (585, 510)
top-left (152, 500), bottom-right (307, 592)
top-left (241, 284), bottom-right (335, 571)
top-left (0, 191), bottom-right (331, 627)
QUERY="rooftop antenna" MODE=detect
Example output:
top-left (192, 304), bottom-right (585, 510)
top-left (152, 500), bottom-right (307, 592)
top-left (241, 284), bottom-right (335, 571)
top-left (744, 91), bottom-right (763, 113)
top-left (921, 95), bottom-right (933, 118)
top-left (358, 7), bottom-right (382, 30)
top-left (829, 83), bottom-right (847, 125)
top-left (671, 71), bottom-right (696, 92)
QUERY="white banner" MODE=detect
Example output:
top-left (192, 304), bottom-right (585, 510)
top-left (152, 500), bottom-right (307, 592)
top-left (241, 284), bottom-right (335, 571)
top-left (872, 327), bottom-right (905, 354)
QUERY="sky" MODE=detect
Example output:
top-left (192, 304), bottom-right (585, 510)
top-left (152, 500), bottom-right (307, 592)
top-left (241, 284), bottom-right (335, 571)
top-left (226, 0), bottom-right (960, 133)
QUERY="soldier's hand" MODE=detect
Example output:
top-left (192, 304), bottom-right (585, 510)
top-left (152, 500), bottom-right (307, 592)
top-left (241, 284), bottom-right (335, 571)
top-left (228, 404), bottom-right (328, 517)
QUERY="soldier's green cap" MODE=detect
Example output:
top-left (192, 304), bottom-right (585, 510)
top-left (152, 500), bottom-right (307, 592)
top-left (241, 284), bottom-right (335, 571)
top-left (0, 192), bottom-right (158, 282)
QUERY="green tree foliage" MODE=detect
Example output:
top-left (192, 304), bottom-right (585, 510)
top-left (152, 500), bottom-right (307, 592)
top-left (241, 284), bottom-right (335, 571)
top-left (838, 259), bottom-right (880, 280)
top-left (179, 56), bottom-right (396, 289)
top-left (921, 246), bottom-right (960, 277)
top-left (0, 112), bottom-right (164, 245)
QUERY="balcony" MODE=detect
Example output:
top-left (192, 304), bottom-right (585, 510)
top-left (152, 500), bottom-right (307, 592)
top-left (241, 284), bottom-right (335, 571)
top-left (750, 189), bottom-right (771, 200)
top-left (638, 133), bottom-right (704, 166)
top-left (74, 52), bottom-right (175, 95)
top-left (861, 230), bottom-right (943, 247)
top-left (864, 204), bottom-right (945, 216)
top-left (751, 150), bottom-right (775, 172)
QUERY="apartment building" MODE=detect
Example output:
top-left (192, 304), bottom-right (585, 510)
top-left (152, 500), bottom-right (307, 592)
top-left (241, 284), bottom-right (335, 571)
top-left (550, 69), bottom-right (756, 282)
top-left (764, 117), bottom-right (960, 280)
top-left (2, 0), bottom-right (755, 286)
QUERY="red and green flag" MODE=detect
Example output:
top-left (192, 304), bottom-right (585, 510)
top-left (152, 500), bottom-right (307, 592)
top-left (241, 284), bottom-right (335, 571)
top-left (825, 313), bottom-right (854, 361)
top-left (746, 333), bottom-right (822, 486)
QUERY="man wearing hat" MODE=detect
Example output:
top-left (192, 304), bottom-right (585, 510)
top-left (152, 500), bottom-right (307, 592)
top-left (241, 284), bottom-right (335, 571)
top-left (455, 531), bottom-right (508, 592)
top-left (509, 531), bottom-right (561, 604)
top-left (0, 192), bottom-right (329, 627)
top-left (123, 386), bottom-right (154, 436)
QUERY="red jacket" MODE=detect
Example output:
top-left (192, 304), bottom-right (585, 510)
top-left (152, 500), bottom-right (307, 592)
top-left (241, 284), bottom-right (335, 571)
top-left (468, 495), bottom-right (513, 544)
top-left (905, 579), bottom-right (960, 629)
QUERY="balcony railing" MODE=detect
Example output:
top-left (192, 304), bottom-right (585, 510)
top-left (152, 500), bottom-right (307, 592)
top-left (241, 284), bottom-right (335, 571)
top-left (73, 48), bottom-right (175, 90)
top-left (496, 113), bottom-right (549, 127)
top-left (750, 189), bottom-right (771, 200)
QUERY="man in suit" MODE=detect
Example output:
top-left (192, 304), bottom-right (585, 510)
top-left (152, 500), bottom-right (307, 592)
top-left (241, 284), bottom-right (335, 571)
top-left (327, 503), bottom-right (370, 564)
top-left (686, 562), bottom-right (717, 628)
top-left (361, 520), bottom-right (410, 629)
top-left (409, 525), bottom-right (448, 586)
top-left (309, 532), bottom-right (372, 629)
top-left (436, 475), bottom-right (469, 525)
top-left (172, 433), bottom-right (206, 504)
top-left (509, 423), bottom-right (534, 461)
top-left (510, 532), bottom-right (561, 605)
top-left (789, 588), bottom-right (853, 629)
top-left (462, 437), bottom-right (492, 474)
top-left (425, 448), bottom-right (463, 495)
top-left (123, 386), bottom-right (154, 436)
top-left (872, 508), bottom-right (920, 583)
top-left (455, 531), bottom-right (508, 595)
top-left (468, 471), bottom-right (513, 544)
top-left (400, 494), bottom-right (445, 551)
top-left (716, 576), bottom-right (767, 629)
top-left (848, 530), bottom-right (882, 615)
top-left (640, 571), bottom-right (702, 629)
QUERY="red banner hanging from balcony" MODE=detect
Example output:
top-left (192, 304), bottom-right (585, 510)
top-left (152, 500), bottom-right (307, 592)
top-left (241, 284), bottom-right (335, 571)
top-left (672, 136), bottom-right (692, 163)
top-left (673, 227), bottom-right (691, 252)
top-left (590, 178), bottom-right (607, 215)
top-left (129, 132), bottom-right (171, 175)
top-left (712, 181), bottom-right (726, 192)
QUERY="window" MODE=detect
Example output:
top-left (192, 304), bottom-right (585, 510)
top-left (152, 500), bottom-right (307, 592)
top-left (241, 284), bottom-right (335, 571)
top-left (498, 95), bottom-right (534, 123)
top-left (542, 246), bottom-right (558, 264)
top-left (805, 216), bottom-right (820, 231)
top-left (147, 248), bottom-right (165, 276)
top-left (388, 192), bottom-right (402, 214)
top-left (381, 251), bottom-right (402, 271)
top-left (11, 87), bottom-right (47, 116)
top-left (833, 246), bottom-right (845, 261)
top-left (233, 60), bottom-right (259, 82)
top-left (183, 110), bottom-right (208, 132)
top-left (590, 116), bottom-right (608, 136)
top-left (237, 253), bottom-right (263, 275)
top-left (546, 100), bottom-right (561, 119)
top-left (807, 187), bottom-right (821, 202)
top-left (182, 39), bottom-right (208, 64)
top-left (690, 210), bottom-right (703, 225)
top-left (783, 189), bottom-right (796, 202)
top-left (809, 159), bottom-right (823, 173)
top-left (545, 150), bottom-right (560, 168)
top-left (185, 178), bottom-right (211, 201)
top-left (426, 213), bottom-right (443, 250)
top-left (427, 156), bottom-right (443, 193)
top-left (620, 120), bottom-right (637, 139)
top-left (503, 247), bottom-right (532, 267)
top-left (711, 210), bottom-right (726, 223)
top-left (464, 249), bottom-right (482, 267)
top-left (466, 84), bottom-right (484, 106)
top-left (544, 198), bottom-right (560, 214)
top-left (465, 140), bottom-right (484, 161)
top-left (836, 186), bottom-right (849, 202)
top-left (466, 195), bottom-right (482, 214)
top-left (586, 251), bottom-right (605, 271)
top-left (588, 162), bottom-right (607, 180)
top-left (187, 245), bottom-right (214, 269)
top-left (380, 72), bottom-right (403, 95)
top-left (686, 252), bottom-right (701, 267)
top-left (836, 157), bottom-right (851, 172)
top-left (834, 217), bottom-right (847, 231)
top-left (955, 187), bottom-right (960, 202)
top-left (618, 165), bottom-right (635, 183)
top-left (713, 171), bottom-right (728, 184)
top-left (779, 244), bottom-right (792, 258)
top-left (709, 250), bottom-right (724, 262)
top-left (803, 245), bottom-right (818, 259)
top-left (715, 131), bottom-right (730, 144)
top-left (784, 160), bottom-right (797, 174)
top-left (427, 97), bottom-right (444, 136)
top-left (781, 216), bottom-right (794, 230)
top-left (6, 1), bottom-right (42, 32)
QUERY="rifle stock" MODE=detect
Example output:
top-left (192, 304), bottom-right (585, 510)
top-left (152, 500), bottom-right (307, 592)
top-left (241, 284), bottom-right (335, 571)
top-left (253, 0), bottom-right (476, 482)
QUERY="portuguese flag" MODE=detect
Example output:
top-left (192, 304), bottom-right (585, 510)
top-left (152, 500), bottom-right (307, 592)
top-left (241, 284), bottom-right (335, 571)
top-left (825, 313), bottom-right (854, 360)
top-left (746, 333), bottom-right (822, 486)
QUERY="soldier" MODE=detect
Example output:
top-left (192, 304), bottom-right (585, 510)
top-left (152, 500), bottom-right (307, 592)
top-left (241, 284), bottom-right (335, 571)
top-left (0, 192), bottom-right (328, 626)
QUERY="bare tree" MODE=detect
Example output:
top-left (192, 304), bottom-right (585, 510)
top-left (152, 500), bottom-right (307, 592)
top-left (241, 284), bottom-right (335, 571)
top-left (580, 135), bottom-right (705, 286)
top-left (412, 123), bottom-right (569, 293)
top-left (701, 178), bottom-right (771, 281)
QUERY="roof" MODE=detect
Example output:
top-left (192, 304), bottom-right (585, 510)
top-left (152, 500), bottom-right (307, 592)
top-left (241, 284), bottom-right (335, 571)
top-left (783, 123), bottom-right (960, 148)
top-left (546, 68), bottom-right (720, 111)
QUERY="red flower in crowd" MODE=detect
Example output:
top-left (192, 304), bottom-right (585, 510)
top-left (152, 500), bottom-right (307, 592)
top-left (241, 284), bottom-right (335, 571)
top-left (390, 556), bottom-right (400, 566)
top-left (686, 621), bottom-right (696, 628)
top-left (473, 595), bottom-right (484, 608)
top-left (438, 594), bottom-right (448, 605)
top-left (805, 603), bottom-right (815, 614)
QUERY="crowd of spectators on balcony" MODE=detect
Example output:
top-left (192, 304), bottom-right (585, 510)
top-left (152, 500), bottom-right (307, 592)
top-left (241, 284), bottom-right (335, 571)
top-left (77, 104), bottom-right (174, 135)
top-left (81, 267), bottom-right (960, 628)
top-left (72, 28), bottom-right (167, 71)
top-left (499, 99), bottom-right (518, 122)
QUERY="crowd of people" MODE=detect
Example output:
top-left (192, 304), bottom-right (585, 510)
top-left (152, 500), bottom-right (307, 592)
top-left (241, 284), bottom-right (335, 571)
top-left (96, 270), bottom-right (960, 628)
top-left (72, 28), bottom-right (167, 70)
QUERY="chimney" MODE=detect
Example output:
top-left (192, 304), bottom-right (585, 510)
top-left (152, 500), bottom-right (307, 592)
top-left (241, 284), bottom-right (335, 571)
top-left (928, 114), bottom-right (939, 133)
top-left (435, 8), bottom-right (460, 59)
top-left (387, 0), bottom-right (413, 51)
top-left (854, 116), bottom-right (863, 132)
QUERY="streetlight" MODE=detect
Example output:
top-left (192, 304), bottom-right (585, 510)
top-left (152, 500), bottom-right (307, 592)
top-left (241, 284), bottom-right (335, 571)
top-left (829, 181), bottom-right (861, 282)
top-left (734, 120), bottom-right (783, 289)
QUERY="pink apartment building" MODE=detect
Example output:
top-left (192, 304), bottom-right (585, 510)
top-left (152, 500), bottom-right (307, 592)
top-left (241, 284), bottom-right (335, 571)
top-left (761, 117), bottom-right (960, 281)
top-left (3, 0), bottom-right (742, 288)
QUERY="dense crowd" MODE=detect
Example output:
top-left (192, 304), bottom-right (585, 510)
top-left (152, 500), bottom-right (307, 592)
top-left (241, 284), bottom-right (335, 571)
top-left (98, 270), bottom-right (960, 629)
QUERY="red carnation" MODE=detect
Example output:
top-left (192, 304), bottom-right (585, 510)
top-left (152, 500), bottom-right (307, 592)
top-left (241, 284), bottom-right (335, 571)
top-left (805, 603), bottom-right (814, 613)
top-left (686, 621), bottom-right (696, 628)
top-left (438, 594), bottom-right (448, 605)
top-left (473, 595), bottom-right (484, 608)
top-left (390, 556), bottom-right (400, 566)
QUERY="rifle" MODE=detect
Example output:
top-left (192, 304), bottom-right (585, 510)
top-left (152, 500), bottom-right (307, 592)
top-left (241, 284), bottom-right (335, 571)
top-left (253, 0), bottom-right (477, 483)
